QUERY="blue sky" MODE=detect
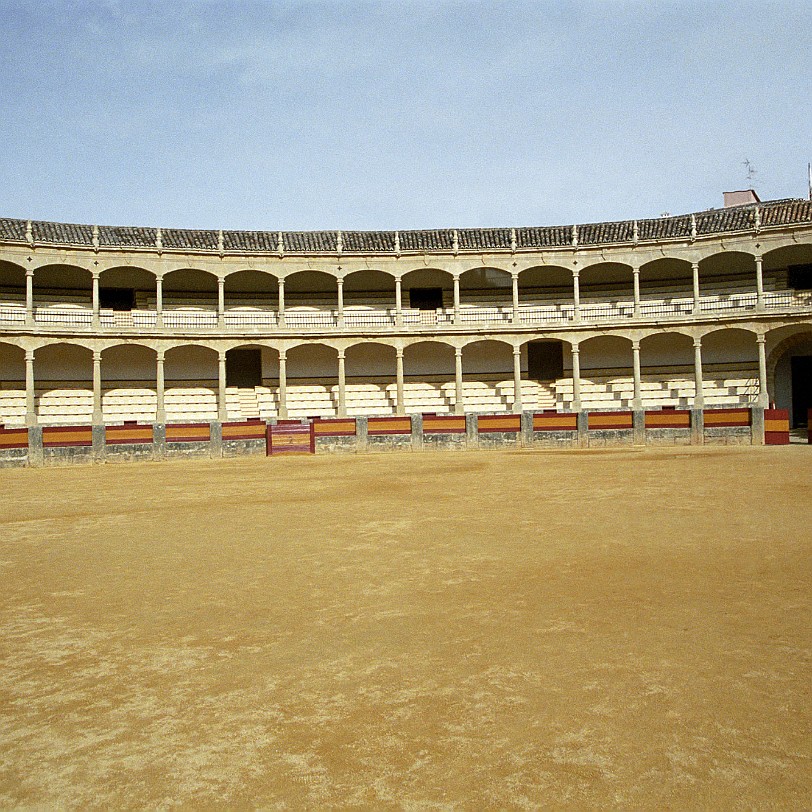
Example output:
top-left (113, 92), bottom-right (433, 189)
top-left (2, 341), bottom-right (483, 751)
top-left (1, 1), bottom-right (809, 230)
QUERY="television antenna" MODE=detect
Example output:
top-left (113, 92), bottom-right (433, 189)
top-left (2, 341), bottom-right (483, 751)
top-left (743, 158), bottom-right (757, 187)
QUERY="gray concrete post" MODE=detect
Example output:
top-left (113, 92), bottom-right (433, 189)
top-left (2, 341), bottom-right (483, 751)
top-left (210, 420), bottom-right (223, 458)
top-left (28, 425), bottom-right (43, 467)
top-left (356, 416), bottom-right (368, 453)
top-left (92, 424), bottom-right (106, 463)
top-left (690, 409), bottom-right (704, 445)
top-left (577, 410), bottom-right (589, 448)
top-left (750, 406), bottom-right (765, 446)
top-left (465, 412), bottom-right (478, 450)
top-left (632, 409), bottom-right (646, 446)
top-left (153, 423), bottom-right (166, 460)
top-left (411, 413), bottom-right (423, 451)
top-left (520, 410), bottom-right (534, 447)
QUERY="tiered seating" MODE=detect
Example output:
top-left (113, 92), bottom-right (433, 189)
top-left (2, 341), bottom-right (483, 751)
top-left (36, 388), bottom-right (93, 424)
top-left (345, 383), bottom-right (393, 415)
top-left (285, 382), bottom-right (337, 417)
top-left (164, 387), bottom-right (217, 422)
top-left (102, 389), bottom-right (157, 423)
top-left (0, 389), bottom-right (25, 425)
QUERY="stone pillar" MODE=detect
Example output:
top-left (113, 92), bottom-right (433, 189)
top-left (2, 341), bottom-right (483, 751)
top-left (572, 269), bottom-right (581, 322)
top-left (632, 340), bottom-right (642, 410)
top-left (395, 349), bottom-right (405, 416)
top-left (337, 278), bottom-right (344, 327)
top-left (512, 347), bottom-right (523, 413)
top-left (92, 424), bottom-right (106, 463)
top-left (25, 350), bottom-right (37, 427)
top-left (92, 272), bottom-right (100, 328)
top-left (577, 409), bottom-right (589, 448)
top-left (218, 351), bottom-right (227, 422)
top-left (632, 266), bottom-right (641, 318)
top-left (210, 420), bottom-right (223, 458)
top-left (692, 262), bottom-right (701, 315)
top-left (755, 255), bottom-right (764, 311)
top-left (465, 412), bottom-right (478, 449)
top-left (278, 351), bottom-right (288, 418)
top-left (453, 275), bottom-right (461, 324)
top-left (395, 277), bottom-right (403, 326)
top-left (337, 350), bottom-right (347, 417)
top-left (454, 348), bottom-right (464, 415)
top-left (691, 408), bottom-right (704, 446)
top-left (571, 345), bottom-right (582, 412)
top-left (520, 410), bottom-right (533, 447)
top-left (632, 408), bottom-right (646, 446)
top-left (757, 335), bottom-right (769, 407)
top-left (25, 269), bottom-right (34, 325)
top-left (156, 275), bottom-right (164, 328)
top-left (511, 273), bottom-right (520, 324)
top-left (411, 412), bottom-right (423, 452)
top-left (28, 424), bottom-right (44, 467)
top-left (153, 423), bottom-right (166, 461)
top-left (92, 350), bottom-right (103, 424)
top-left (356, 415), bottom-right (368, 452)
top-left (217, 277), bottom-right (225, 328)
top-left (156, 350), bottom-right (166, 424)
top-left (278, 278), bottom-right (286, 328)
top-left (693, 338), bottom-right (704, 409)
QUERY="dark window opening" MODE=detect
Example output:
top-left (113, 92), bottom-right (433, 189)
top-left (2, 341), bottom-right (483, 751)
top-left (409, 287), bottom-right (444, 310)
top-left (99, 287), bottom-right (136, 311)
top-left (226, 349), bottom-right (263, 388)
top-left (527, 340), bottom-right (564, 381)
top-left (787, 264), bottom-right (812, 290)
top-left (790, 356), bottom-right (812, 428)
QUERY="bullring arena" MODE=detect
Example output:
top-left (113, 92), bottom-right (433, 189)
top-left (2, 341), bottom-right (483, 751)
top-left (0, 194), bottom-right (810, 806)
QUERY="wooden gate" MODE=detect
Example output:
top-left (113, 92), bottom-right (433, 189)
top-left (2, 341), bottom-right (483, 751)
top-left (266, 421), bottom-right (315, 456)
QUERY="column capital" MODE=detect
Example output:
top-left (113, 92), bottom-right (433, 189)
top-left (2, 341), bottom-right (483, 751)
top-left (25, 349), bottom-right (35, 362)
top-left (691, 261), bottom-right (700, 271)
top-left (336, 278), bottom-right (343, 286)
top-left (756, 334), bottom-right (767, 345)
top-left (279, 350), bottom-right (286, 361)
top-left (396, 347), bottom-right (404, 358)
top-left (218, 349), bottom-right (227, 361)
top-left (754, 253), bottom-right (763, 263)
top-left (572, 268), bottom-right (580, 278)
top-left (452, 274), bottom-right (460, 282)
top-left (632, 265), bottom-right (640, 275)
top-left (513, 347), bottom-right (521, 356)
top-left (92, 270), bottom-right (100, 280)
top-left (511, 272), bottom-right (519, 281)
top-left (570, 345), bottom-right (580, 355)
top-left (454, 347), bottom-right (463, 357)
top-left (25, 268), bottom-right (34, 278)
top-left (693, 338), bottom-right (702, 349)
top-left (155, 273), bottom-right (163, 281)
top-left (632, 340), bottom-right (641, 351)
top-left (93, 350), bottom-right (102, 363)
top-left (278, 277), bottom-right (285, 286)
top-left (217, 276), bottom-right (225, 286)
top-left (156, 350), bottom-right (165, 362)
top-left (337, 349), bottom-right (345, 360)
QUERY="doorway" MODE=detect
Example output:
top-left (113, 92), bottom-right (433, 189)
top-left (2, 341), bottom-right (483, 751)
top-left (226, 349), bottom-right (262, 387)
top-left (527, 340), bottom-right (564, 381)
top-left (790, 356), bottom-right (812, 427)
top-left (409, 288), bottom-right (444, 310)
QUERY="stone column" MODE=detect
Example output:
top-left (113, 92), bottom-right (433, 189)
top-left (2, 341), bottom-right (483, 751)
top-left (512, 347), bottom-right (523, 413)
top-left (278, 351), bottom-right (288, 418)
top-left (336, 278), bottom-right (344, 327)
top-left (395, 348), bottom-right (405, 416)
top-left (572, 269), bottom-right (581, 322)
top-left (571, 345), bottom-right (582, 412)
top-left (755, 255), bottom-right (764, 311)
top-left (92, 272), bottom-right (100, 328)
top-left (278, 278), bottom-right (286, 328)
top-left (692, 262), bottom-right (701, 315)
top-left (395, 277), bottom-right (403, 326)
top-left (217, 277), bottom-right (225, 328)
top-left (632, 340), bottom-right (642, 409)
top-left (757, 335), bottom-right (769, 407)
top-left (453, 275), bottom-right (461, 325)
top-left (25, 269), bottom-right (34, 325)
top-left (632, 266), bottom-right (641, 318)
top-left (25, 350), bottom-right (37, 427)
top-left (454, 348), bottom-right (464, 415)
top-left (693, 338), bottom-right (704, 409)
top-left (92, 350), bottom-right (102, 423)
top-left (156, 275), bottom-right (164, 328)
top-left (511, 273), bottom-right (520, 324)
top-left (337, 350), bottom-right (347, 417)
top-left (156, 350), bottom-right (165, 423)
top-left (218, 350), bottom-right (227, 422)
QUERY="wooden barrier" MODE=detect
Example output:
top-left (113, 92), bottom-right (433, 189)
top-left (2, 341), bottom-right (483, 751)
top-left (588, 411), bottom-right (633, 430)
top-left (105, 423), bottom-right (154, 445)
top-left (645, 410), bottom-right (691, 429)
top-left (0, 426), bottom-right (28, 449)
top-left (478, 414), bottom-right (521, 433)
top-left (763, 409), bottom-right (790, 445)
top-left (221, 420), bottom-right (266, 441)
top-left (532, 413), bottom-right (577, 431)
top-left (422, 415), bottom-right (466, 434)
top-left (368, 416), bottom-right (411, 436)
top-left (267, 422), bottom-right (315, 455)
top-left (42, 425), bottom-right (92, 447)
top-left (165, 422), bottom-right (211, 443)
top-left (313, 418), bottom-right (356, 437)
top-left (703, 408), bottom-right (751, 427)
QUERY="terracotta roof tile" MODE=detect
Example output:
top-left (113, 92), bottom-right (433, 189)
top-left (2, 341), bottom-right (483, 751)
top-left (284, 231), bottom-right (337, 252)
top-left (0, 218), bottom-right (27, 242)
top-left (342, 231), bottom-right (396, 252)
top-left (32, 221), bottom-right (94, 245)
top-left (458, 228), bottom-right (512, 250)
top-left (223, 230), bottom-right (279, 252)
top-left (98, 226), bottom-right (158, 247)
top-left (516, 226), bottom-right (571, 248)
top-left (161, 229), bottom-right (219, 250)
top-left (399, 230), bottom-right (454, 251)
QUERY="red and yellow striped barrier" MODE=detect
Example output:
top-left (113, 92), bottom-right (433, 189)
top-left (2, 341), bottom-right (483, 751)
top-left (42, 425), bottom-right (92, 448)
top-left (165, 422), bottom-right (211, 443)
top-left (532, 412), bottom-right (577, 431)
top-left (222, 420), bottom-right (266, 441)
top-left (703, 408), bottom-right (751, 427)
top-left (0, 426), bottom-right (28, 449)
top-left (478, 414), bottom-right (521, 433)
top-left (645, 410), bottom-right (691, 429)
top-left (313, 418), bottom-right (356, 437)
top-left (368, 416), bottom-right (411, 436)
top-left (105, 424), bottom-right (154, 445)
top-left (267, 422), bottom-right (315, 455)
top-left (764, 409), bottom-right (790, 445)
top-left (588, 411), bottom-right (633, 430)
top-left (423, 415), bottom-right (466, 434)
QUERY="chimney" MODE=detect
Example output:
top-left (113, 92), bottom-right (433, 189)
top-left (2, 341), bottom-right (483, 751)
top-left (723, 189), bottom-right (760, 208)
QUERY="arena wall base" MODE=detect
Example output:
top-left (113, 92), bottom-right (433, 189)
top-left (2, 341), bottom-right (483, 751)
top-left (477, 431), bottom-right (521, 450)
top-left (43, 446), bottom-right (94, 466)
top-left (0, 448), bottom-right (28, 468)
top-left (222, 438), bottom-right (266, 457)
top-left (588, 429), bottom-right (634, 448)
top-left (645, 428), bottom-right (692, 446)
top-left (703, 427), bottom-right (752, 445)
top-left (367, 434), bottom-right (412, 452)
top-left (422, 432), bottom-right (467, 451)
top-left (530, 430), bottom-right (578, 448)
top-left (314, 436), bottom-right (357, 454)
top-left (105, 442), bottom-right (155, 463)
top-left (165, 442), bottom-right (212, 459)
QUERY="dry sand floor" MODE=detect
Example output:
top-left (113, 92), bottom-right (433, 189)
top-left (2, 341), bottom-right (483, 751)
top-left (0, 445), bottom-right (810, 809)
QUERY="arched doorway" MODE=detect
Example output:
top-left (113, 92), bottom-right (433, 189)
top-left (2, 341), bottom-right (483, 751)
top-left (768, 327), bottom-right (812, 427)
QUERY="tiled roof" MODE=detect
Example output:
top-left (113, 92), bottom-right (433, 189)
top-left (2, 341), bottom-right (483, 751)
top-left (1, 199), bottom-right (809, 254)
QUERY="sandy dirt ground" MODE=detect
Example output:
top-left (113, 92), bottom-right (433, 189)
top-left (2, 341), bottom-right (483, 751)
top-left (0, 445), bottom-right (810, 809)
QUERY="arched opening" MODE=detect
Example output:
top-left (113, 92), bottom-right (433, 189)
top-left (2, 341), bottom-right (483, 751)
top-left (0, 261), bottom-right (26, 325)
top-left (572, 335), bottom-right (634, 411)
top-left (163, 269), bottom-right (218, 329)
top-left (34, 343), bottom-right (93, 425)
top-left (0, 342), bottom-right (25, 426)
top-left (639, 258), bottom-right (694, 318)
top-left (763, 244), bottom-right (812, 309)
top-left (33, 265), bottom-right (92, 326)
top-left (700, 328), bottom-right (758, 407)
top-left (223, 271), bottom-right (278, 329)
top-left (345, 343), bottom-right (397, 416)
top-left (767, 326), bottom-right (812, 427)
top-left (286, 343), bottom-right (338, 418)
top-left (461, 340), bottom-right (517, 412)
top-left (98, 267), bottom-right (157, 327)
top-left (101, 345), bottom-right (157, 423)
top-left (402, 341), bottom-right (455, 414)
top-left (284, 271), bottom-right (338, 328)
top-left (164, 345), bottom-right (218, 422)
top-left (699, 251), bottom-right (757, 313)
top-left (639, 332), bottom-right (695, 408)
top-left (458, 268), bottom-right (512, 323)
top-left (343, 270), bottom-right (396, 327)
top-left (579, 262), bottom-right (633, 322)
top-left (223, 344), bottom-right (279, 420)
top-left (401, 269), bottom-right (453, 325)
top-left (516, 266), bottom-right (573, 324)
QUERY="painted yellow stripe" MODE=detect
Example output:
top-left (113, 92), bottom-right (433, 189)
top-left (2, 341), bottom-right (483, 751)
top-left (704, 411), bottom-right (749, 426)
top-left (533, 416), bottom-right (577, 429)
top-left (314, 420), bottom-right (355, 435)
top-left (106, 429), bottom-right (153, 442)
top-left (764, 419), bottom-right (789, 432)
top-left (222, 425), bottom-right (265, 439)
top-left (590, 414), bottom-right (633, 427)
top-left (423, 417), bottom-right (465, 431)
top-left (645, 413), bottom-right (690, 427)
top-left (479, 417), bottom-right (520, 430)
top-left (166, 428), bottom-right (210, 440)
top-left (43, 430), bottom-right (92, 443)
